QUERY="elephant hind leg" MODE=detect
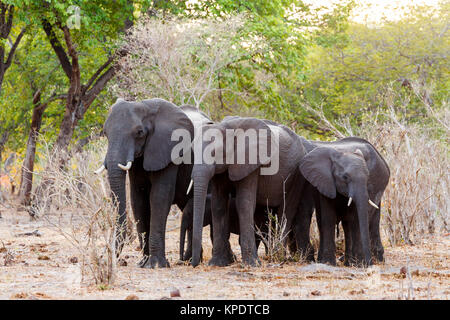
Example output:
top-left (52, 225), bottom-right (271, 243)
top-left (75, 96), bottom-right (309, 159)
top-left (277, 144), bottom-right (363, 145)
top-left (235, 172), bottom-right (260, 267)
top-left (342, 219), bottom-right (353, 266)
top-left (208, 175), bottom-right (235, 267)
top-left (317, 195), bottom-right (337, 266)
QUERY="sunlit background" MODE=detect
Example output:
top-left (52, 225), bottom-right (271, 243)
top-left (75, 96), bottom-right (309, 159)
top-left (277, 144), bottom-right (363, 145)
top-left (305, 0), bottom-right (443, 24)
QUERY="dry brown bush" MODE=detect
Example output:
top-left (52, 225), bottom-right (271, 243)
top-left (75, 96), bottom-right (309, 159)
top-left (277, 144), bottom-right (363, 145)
top-left (360, 121), bottom-right (449, 245)
top-left (306, 97), bottom-right (449, 246)
top-left (29, 139), bottom-right (135, 286)
top-left (256, 211), bottom-right (290, 263)
top-left (111, 15), bottom-right (247, 109)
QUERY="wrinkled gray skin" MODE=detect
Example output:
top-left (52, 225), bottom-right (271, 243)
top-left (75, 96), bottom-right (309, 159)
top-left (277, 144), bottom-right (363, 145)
top-left (295, 137), bottom-right (390, 267)
top-left (103, 98), bottom-right (211, 268)
top-left (191, 117), bottom-right (308, 267)
top-left (180, 194), bottom-right (271, 261)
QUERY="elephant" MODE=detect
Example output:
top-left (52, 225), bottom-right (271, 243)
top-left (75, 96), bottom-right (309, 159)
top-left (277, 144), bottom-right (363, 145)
top-left (179, 194), bottom-right (271, 262)
top-left (295, 137), bottom-right (390, 267)
top-left (190, 116), bottom-right (308, 267)
top-left (99, 98), bottom-right (212, 268)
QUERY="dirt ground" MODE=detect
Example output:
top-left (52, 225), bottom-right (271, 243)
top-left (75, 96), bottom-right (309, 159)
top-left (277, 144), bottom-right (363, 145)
top-left (0, 205), bottom-right (449, 300)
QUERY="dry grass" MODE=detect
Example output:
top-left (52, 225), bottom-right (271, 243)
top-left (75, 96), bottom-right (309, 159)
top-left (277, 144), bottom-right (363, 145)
top-left (305, 98), bottom-right (449, 247)
top-left (255, 211), bottom-right (290, 263)
top-left (0, 207), bottom-right (448, 300)
top-left (24, 140), bottom-right (135, 286)
top-left (367, 123), bottom-right (449, 245)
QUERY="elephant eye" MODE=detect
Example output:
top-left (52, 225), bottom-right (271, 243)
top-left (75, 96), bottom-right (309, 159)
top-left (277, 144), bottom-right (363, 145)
top-left (343, 173), bottom-right (350, 182)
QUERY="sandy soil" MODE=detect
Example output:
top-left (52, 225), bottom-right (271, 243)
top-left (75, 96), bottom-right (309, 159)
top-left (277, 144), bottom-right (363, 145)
top-left (0, 205), bottom-right (448, 300)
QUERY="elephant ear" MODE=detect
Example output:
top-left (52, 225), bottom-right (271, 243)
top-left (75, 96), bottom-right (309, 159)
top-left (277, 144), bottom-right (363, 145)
top-left (222, 117), bottom-right (276, 181)
top-left (142, 99), bottom-right (194, 171)
top-left (299, 147), bottom-right (337, 199)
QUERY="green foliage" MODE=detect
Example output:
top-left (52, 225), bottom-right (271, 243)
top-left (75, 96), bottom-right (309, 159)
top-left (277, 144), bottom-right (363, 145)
top-left (1, 0), bottom-right (448, 165)
top-left (301, 2), bottom-right (449, 136)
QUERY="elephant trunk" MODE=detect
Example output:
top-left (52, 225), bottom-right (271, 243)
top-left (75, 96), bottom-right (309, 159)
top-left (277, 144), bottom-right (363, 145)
top-left (107, 167), bottom-right (127, 255)
top-left (191, 176), bottom-right (210, 267)
top-left (353, 189), bottom-right (372, 267)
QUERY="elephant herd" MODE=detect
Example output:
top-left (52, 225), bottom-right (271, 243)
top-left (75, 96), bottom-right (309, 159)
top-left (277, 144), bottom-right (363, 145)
top-left (96, 98), bottom-right (390, 269)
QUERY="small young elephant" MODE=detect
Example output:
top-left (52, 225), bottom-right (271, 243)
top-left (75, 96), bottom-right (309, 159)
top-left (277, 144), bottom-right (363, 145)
top-left (180, 195), bottom-right (270, 262)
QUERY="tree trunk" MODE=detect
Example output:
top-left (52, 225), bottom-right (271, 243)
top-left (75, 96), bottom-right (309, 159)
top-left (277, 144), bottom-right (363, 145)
top-left (18, 97), bottom-right (47, 206)
top-left (0, 131), bottom-right (9, 199)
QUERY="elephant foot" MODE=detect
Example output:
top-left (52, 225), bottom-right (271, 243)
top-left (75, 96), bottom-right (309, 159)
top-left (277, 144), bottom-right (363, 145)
top-left (318, 255), bottom-right (336, 266)
top-left (143, 255), bottom-right (170, 268)
top-left (208, 255), bottom-right (233, 267)
top-left (298, 246), bottom-right (315, 263)
top-left (208, 249), bottom-right (235, 267)
top-left (372, 248), bottom-right (384, 263)
top-left (137, 255), bottom-right (149, 268)
top-left (181, 249), bottom-right (192, 262)
top-left (345, 255), bottom-right (373, 268)
top-left (242, 254), bottom-right (261, 267)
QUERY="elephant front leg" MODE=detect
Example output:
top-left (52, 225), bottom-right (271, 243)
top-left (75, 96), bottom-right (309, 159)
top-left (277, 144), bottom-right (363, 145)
top-left (129, 162), bottom-right (151, 268)
top-left (317, 195), bottom-right (337, 266)
top-left (235, 172), bottom-right (260, 267)
top-left (144, 165), bottom-right (178, 268)
top-left (369, 206), bottom-right (384, 263)
top-left (293, 194), bottom-right (315, 262)
top-left (209, 176), bottom-right (235, 267)
top-left (342, 219), bottom-right (353, 266)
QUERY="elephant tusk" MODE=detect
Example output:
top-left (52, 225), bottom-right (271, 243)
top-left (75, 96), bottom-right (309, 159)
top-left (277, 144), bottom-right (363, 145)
top-left (94, 165), bottom-right (106, 174)
top-left (368, 199), bottom-right (379, 209)
top-left (347, 197), bottom-right (353, 207)
top-left (186, 179), bottom-right (193, 195)
top-left (118, 161), bottom-right (132, 171)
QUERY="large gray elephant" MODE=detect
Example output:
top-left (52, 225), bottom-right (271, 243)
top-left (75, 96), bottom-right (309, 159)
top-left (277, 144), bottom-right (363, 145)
top-left (190, 117), bottom-right (308, 267)
top-left (295, 137), bottom-right (390, 267)
top-left (99, 98), bottom-right (211, 268)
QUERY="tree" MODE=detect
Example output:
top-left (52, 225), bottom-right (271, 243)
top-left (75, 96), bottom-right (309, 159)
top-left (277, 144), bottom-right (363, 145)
top-left (0, 1), bottom-right (27, 193)
top-left (114, 0), bottom-right (354, 132)
top-left (0, 2), bottom-right (26, 96)
top-left (4, 0), bottom-right (151, 207)
top-left (301, 2), bottom-right (449, 134)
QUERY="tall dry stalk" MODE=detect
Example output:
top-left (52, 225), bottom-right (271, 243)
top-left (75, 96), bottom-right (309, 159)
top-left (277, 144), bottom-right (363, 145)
top-left (30, 138), bottom-right (135, 286)
top-left (303, 89), bottom-right (449, 246)
top-left (361, 122), bottom-right (449, 245)
top-left (256, 211), bottom-right (290, 263)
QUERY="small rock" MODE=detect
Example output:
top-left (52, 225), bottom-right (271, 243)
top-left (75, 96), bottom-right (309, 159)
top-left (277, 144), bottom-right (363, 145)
top-left (69, 256), bottom-right (78, 264)
top-left (400, 266), bottom-right (407, 277)
top-left (283, 291), bottom-right (290, 297)
top-left (412, 269), bottom-right (420, 276)
top-left (349, 289), bottom-right (365, 295)
top-left (118, 258), bottom-right (127, 266)
top-left (310, 290), bottom-right (321, 296)
top-left (11, 292), bottom-right (28, 299)
top-left (38, 255), bottom-right (50, 261)
top-left (160, 296), bottom-right (171, 300)
top-left (125, 294), bottom-right (139, 300)
top-left (170, 288), bottom-right (181, 298)
top-left (16, 230), bottom-right (42, 237)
